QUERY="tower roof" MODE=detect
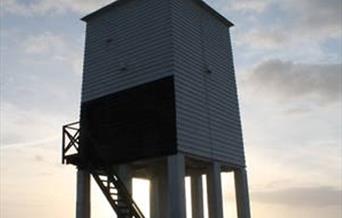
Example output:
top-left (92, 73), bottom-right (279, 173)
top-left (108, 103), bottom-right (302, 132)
top-left (81, 0), bottom-right (234, 27)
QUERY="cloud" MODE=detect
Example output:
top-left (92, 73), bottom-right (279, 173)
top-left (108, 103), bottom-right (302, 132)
top-left (253, 186), bottom-right (342, 207)
top-left (23, 32), bottom-right (67, 55)
top-left (236, 29), bottom-right (288, 50)
top-left (0, 102), bottom-right (63, 147)
top-left (2, 0), bottom-right (271, 16)
top-left (0, 30), bottom-right (82, 149)
top-left (242, 59), bottom-right (342, 105)
top-left (34, 155), bottom-right (44, 162)
top-left (1, 0), bottom-right (113, 16)
top-left (222, 0), bottom-right (341, 58)
top-left (283, 0), bottom-right (342, 39)
top-left (284, 107), bottom-right (313, 115)
top-left (0, 141), bottom-right (76, 218)
top-left (20, 32), bottom-right (83, 74)
top-left (224, 0), bottom-right (273, 13)
top-left (218, 0), bottom-right (341, 34)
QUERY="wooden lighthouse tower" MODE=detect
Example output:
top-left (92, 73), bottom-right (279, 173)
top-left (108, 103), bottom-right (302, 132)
top-left (62, 0), bottom-right (251, 217)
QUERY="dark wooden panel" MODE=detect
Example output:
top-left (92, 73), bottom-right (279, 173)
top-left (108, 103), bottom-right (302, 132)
top-left (79, 76), bottom-right (177, 165)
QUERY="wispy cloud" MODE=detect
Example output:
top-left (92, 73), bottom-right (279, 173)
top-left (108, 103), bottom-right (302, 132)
top-left (0, 102), bottom-right (63, 147)
top-left (241, 59), bottom-right (342, 105)
top-left (0, 142), bottom-right (75, 218)
top-left (20, 32), bottom-right (83, 74)
top-left (1, 30), bottom-right (82, 149)
top-left (282, 0), bottom-right (342, 39)
top-left (23, 32), bottom-right (67, 55)
top-left (224, 0), bottom-right (273, 13)
top-left (212, 0), bottom-right (342, 64)
top-left (236, 29), bottom-right (288, 50)
top-left (215, 0), bottom-right (342, 33)
top-left (1, 0), bottom-right (113, 16)
top-left (253, 186), bottom-right (342, 207)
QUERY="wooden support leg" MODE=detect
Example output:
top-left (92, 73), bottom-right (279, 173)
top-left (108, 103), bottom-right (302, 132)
top-left (235, 168), bottom-right (251, 218)
top-left (76, 169), bottom-right (91, 218)
top-left (191, 172), bottom-right (204, 218)
top-left (167, 154), bottom-right (186, 218)
top-left (207, 162), bottom-right (224, 218)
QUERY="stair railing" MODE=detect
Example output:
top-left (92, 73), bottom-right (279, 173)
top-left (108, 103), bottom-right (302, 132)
top-left (62, 121), bottom-right (80, 164)
top-left (61, 121), bottom-right (145, 218)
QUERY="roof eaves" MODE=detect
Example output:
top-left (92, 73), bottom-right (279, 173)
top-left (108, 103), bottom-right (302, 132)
top-left (81, 0), bottom-right (129, 22)
top-left (195, 0), bottom-right (234, 27)
top-left (81, 0), bottom-right (234, 27)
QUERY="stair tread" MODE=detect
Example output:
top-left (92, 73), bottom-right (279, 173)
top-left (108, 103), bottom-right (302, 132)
top-left (92, 171), bottom-right (144, 218)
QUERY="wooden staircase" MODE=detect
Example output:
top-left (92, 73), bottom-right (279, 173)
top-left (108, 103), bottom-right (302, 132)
top-left (62, 121), bottom-right (145, 218)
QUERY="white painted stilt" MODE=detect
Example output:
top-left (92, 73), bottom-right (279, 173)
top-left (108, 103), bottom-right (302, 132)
top-left (234, 168), bottom-right (251, 218)
top-left (117, 164), bottom-right (132, 193)
top-left (76, 169), bottom-right (91, 218)
top-left (167, 154), bottom-right (186, 218)
top-left (150, 174), bottom-right (160, 218)
top-left (150, 167), bottom-right (168, 218)
top-left (191, 172), bottom-right (204, 218)
top-left (207, 162), bottom-right (224, 218)
top-left (159, 166), bottom-right (168, 218)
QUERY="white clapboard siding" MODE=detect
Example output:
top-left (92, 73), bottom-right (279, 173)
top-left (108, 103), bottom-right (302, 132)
top-left (81, 0), bottom-right (173, 102)
top-left (80, 0), bottom-right (245, 166)
top-left (171, 0), bottom-right (245, 166)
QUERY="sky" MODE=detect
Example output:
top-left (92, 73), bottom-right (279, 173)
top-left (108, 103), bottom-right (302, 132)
top-left (0, 0), bottom-right (341, 218)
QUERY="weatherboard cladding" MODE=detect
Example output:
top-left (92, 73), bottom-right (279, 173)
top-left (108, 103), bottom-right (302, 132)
top-left (80, 0), bottom-right (245, 166)
top-left (170, 0), bottom-right (245, 166)
top-left (81, 0), bottom-right (173, 102)
top-left (81, 0), bottom-right (233, 27)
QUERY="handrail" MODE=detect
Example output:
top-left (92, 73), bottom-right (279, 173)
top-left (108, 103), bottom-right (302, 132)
top-left (62, 121), bottom-right (80, 164)
top-left (106, 168), bottom-right (145, 218)
top-left (91, 168), bottom-right (145, 218)
top-left (61, 121), bottom-right (145, 217)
